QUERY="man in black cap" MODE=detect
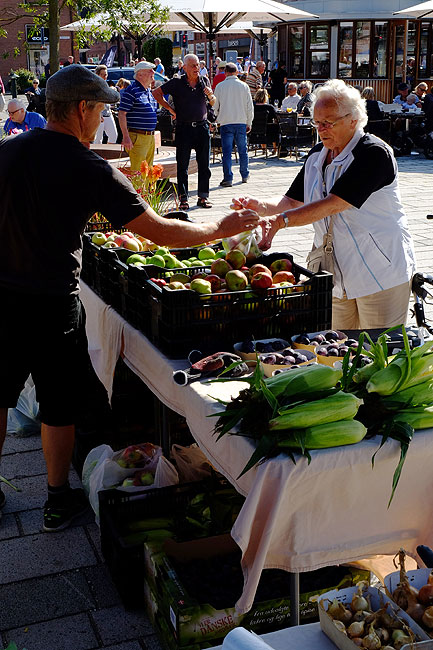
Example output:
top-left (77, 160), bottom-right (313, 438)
top-left (0, 64), bottom-right (259, 531)
top-left (393, 82), bottom-right (410, 106)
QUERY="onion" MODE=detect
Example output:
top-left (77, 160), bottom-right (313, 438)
top-left (362, 624), bottom-right (381, 649)
top-left (328, 598), bottom-right (352, 623)
top-left (333, 620), bottom-right (347, 634)
top-left (422, 605), bottom-right (433, 628)
top-left (406, 600), bottom-right (425, 622)
top-left (419, 583), bottom-right (433, 606)
top-left (428, 570), bottom-right (433, 585)
top-left (347, 621), bottom-right (364, 638)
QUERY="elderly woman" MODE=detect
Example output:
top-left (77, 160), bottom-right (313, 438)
top-left (234, 79), bottom-right (415, 330)
top-left (296, 80), bottom-right (313, 116)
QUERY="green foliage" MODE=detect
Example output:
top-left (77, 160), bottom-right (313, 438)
top-left (10, 67), bottom-right (34, 92)
top-left (156, 37), bottom-right (173, 74)
top-left (142, 38), bottom-right (157, 62)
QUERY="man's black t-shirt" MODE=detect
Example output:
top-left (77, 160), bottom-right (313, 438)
top-left (0, 128), bottom-right (148, 295)
top-left (161, 75), bottom-right (211, 123)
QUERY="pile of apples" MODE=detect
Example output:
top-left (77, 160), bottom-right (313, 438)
top-left (91, 231), bottom-right (152, 252)
top-left (162, 250), bottom-right (297, 295)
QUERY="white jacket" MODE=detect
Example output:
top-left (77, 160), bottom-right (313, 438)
top-left (213, 75), bottom-right (254, 127)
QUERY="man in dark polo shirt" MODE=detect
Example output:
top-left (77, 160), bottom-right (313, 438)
top-left (153, 54), bottom-right (216, 210)
top-left (118, 60), bottom-right (158, 170)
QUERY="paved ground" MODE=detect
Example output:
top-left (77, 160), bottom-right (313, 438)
top-left (1, 101), bottom-right (433, 650)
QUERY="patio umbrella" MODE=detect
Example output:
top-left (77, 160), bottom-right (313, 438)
top-left (394, 0), bottom-right (433, 18)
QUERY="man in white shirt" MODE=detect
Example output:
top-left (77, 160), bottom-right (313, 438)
top-left (213, 62), bottom-right (254, 186)
top-left (281, 82), bottom-right (301, 111)
top-left (199, 61), bottom-right (208, 77)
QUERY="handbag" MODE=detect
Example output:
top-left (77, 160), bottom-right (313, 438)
top-left (306, 215), bottom-right (335, 277)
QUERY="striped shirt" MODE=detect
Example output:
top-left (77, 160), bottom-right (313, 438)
top-left (118, 80), bottom-right (158, 131)
top-left (246, 67), bottom-right (262, 97)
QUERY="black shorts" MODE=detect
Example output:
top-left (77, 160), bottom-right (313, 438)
top-left (0, 290), bottom-right (92, 426)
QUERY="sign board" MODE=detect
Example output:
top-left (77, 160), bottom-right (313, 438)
top-left (25, 25), bottom-right (49, 43)
top-left (225, 49), bottom-right (238, 63)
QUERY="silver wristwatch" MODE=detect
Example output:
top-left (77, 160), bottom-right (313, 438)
top-left (282, 212), bottom-right (289, 228)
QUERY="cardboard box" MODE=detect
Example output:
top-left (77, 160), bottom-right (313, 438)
top-left (143, 534), bottom-right (370, 648)
top-left (318, 585), bottom-right (429, 650)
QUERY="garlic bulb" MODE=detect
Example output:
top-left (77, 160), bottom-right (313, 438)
top-left (361, 624), bottom-right (381, 649)
top-left (347, 621), bottom-right (365, 638)
top-left (353, 610), bottom-right (372, 622)
top-left (392, 629), bottom-right (414, 650)
top-left (375, 626), bottom-right (390, 644)
top-left (333, 619), bottom-right (347, 634)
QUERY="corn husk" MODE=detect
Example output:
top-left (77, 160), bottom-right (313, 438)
top-left (270, 392), bottom-right (362, 430)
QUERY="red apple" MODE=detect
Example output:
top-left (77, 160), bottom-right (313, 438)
top-left (251, 272), bottom-right (273, 290)
top-left (225, 270), bottom-right (248, 291)
top-left (206, 274), bottom-right (223, 292)
top-left (249, 264), bottom-right (272, 280)
top-left (272, 271), bottom-right (296, 284)
top-left (211, 259), bottom-right (233, 278)
top-left (225, 249), bottom-right (246, 270)
top-left (269, 258), bottom-right (293, 274)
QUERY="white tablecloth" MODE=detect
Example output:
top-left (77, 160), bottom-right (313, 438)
top-left (80, 282), bottom-right (433, 613)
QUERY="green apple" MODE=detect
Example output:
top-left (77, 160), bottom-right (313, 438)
top-left (162, 253), bottom-right (178, 269)
top-left (168, 281), bottom-right (186, 290)
top-left (190, 278), bottom-right (212, 294)
top-left (215, 251), bottom-right (226, 259)
top-left (148, 255), bottom-right (165, 268)
top-left (155, 247), bottom-right (169, 256)
top-left (198, 246), bottom-right (216, 261)
top-left (126, 254), bottom-right (146, 265)
top-left (91, 232), bottom-right (107, 246)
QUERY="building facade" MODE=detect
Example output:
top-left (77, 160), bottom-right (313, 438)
top-left (274, 0), bottom-right (433, 101)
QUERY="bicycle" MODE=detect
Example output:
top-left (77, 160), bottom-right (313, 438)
top-left (411, 214), bottom-right (433, 342)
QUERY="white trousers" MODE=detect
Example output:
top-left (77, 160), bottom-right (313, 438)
top-left (94, 114), bottom-right (117, 144)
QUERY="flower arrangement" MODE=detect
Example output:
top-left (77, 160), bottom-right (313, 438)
top-left (118, 161), bottom-right (179, 215)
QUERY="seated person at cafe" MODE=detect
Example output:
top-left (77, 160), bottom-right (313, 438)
top-left (253, 88), bottom-right (279, 155)
top-left (361, 87), bottom-right (388, 140)
top-left (424, 84), bottom-right (433, 132)
top-left (3, 98), bottom-right (46, 135)
top-left (402, 93), bottom-right (422, 110)
top-left (414, 82), bottom-right (428, 106)
top-left (281, 82), bottom-right (300, 111)
top-left (296, 81), bottom-right (313, 116)
top-left (393, 82), bottom-right (410, 106)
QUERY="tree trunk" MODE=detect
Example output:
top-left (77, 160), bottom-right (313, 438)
top-left (48, 0), bottom-right (60, 74)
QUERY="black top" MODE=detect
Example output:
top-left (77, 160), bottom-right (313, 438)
top-left (296, 92), bottom-right (313, 116)
top-left (424, 92), bottom-right (433, 131)
top-left (161, 75), bottom-right (211, 122)
top-left (365, 99), bottom-right (383, 122)
top-left (269, 68), bottom-right (287, 92)
top-left (0, 129), bottom-right (147, 295)
top-left (253, 103), bottom-right (278, 124)
top-left (286, 135), bottom-right (396, 209)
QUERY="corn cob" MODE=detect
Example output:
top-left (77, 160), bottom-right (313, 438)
top-left (269, 392), bottom-right (362, 431)
top-left (265, 364), bottom-right (342, 398)
top-left (366, 345), bottom-right (433, 396)
top-left (381, 380), bottom-right (433, 410)
top-left (393, 406), bottom-right (433, 430)
top-left (277, 419), bottom-right (367, 450)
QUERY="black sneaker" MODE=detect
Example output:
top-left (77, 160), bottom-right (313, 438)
top-left (43, 488), bottom-right (89, 532)
top-left (219, 180), bottom-right (232, 187)
top-left (241, 176), bottom-right (249, 183)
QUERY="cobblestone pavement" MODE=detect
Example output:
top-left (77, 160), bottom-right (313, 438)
top-left (1, 118), bottom-right (432, 650)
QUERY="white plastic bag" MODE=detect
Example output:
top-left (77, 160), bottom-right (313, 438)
top-left (7, 376), bottom-right (41, 437)
top-left (82, 443), bottom-right (179, 523)
top-left (171, 444), bottom-right (213, 482)
top-left (222, 229), bottom-right (262, 262)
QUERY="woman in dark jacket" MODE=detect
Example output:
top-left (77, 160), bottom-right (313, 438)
top-left (361, 86), bottom-right (388, 140)
top-left (296, 81), bottom-right (313, 116)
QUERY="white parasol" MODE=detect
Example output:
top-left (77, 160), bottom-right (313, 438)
top-left (394, 0), bottom-right (433, 18)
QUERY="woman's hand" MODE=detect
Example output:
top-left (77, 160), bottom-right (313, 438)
top-left (257, 215), bottom-right (282, 250)
top-left (230, 196), bottom-right (267, 215)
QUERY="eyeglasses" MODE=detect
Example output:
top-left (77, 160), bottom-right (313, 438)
top-left (8, 108), bottom-right (22, 116)
top-left (311, 113), bottom-right (351, 130)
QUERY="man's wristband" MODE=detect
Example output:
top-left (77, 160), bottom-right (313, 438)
top-left (281, 212), bottom-right (289, 228)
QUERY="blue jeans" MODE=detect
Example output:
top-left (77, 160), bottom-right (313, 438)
top-left (220, 124), bottom-right (249, 182)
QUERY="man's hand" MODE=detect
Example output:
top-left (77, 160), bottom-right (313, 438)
top-left (122, 135), bottom-right (133, 152)
top-left (230, 196), bottom-right (267, 215)
top-left (246, 125), bottom-right (251, 133)
top-left (217, 209), bottom-right (260, 238)
top-left (203, 86), bottom-right (213, 98)
top-left (257, 215), bottom-right (281, 251)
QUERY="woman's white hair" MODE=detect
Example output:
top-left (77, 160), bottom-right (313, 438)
top-left (312, 79), bottom-right (368, 129)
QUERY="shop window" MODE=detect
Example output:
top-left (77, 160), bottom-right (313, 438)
top-left (339, 20), bottom-right (388, 79)
top-left (373, 22), bottom-right (387, 78)
top-left (339, 23), bottom-right (353, 78)
top-left (355, 22), bottom-right (370, 78)
top-left (308, 25), bottom-right (330, 78)
top-left (419, 23), bottom-right (432, 78)
top-left (289, 25), bottom-right (304, 78)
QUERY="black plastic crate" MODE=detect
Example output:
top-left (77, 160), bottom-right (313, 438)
top-left (146, 253), bottom-right (333, 358)
top-left (99, 475), bottom-right (244, 606)
top-left (84, 217), bottom-right (128, 234)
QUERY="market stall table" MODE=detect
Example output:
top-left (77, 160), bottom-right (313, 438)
top-left (81, 281), bottom-right (433, 616)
